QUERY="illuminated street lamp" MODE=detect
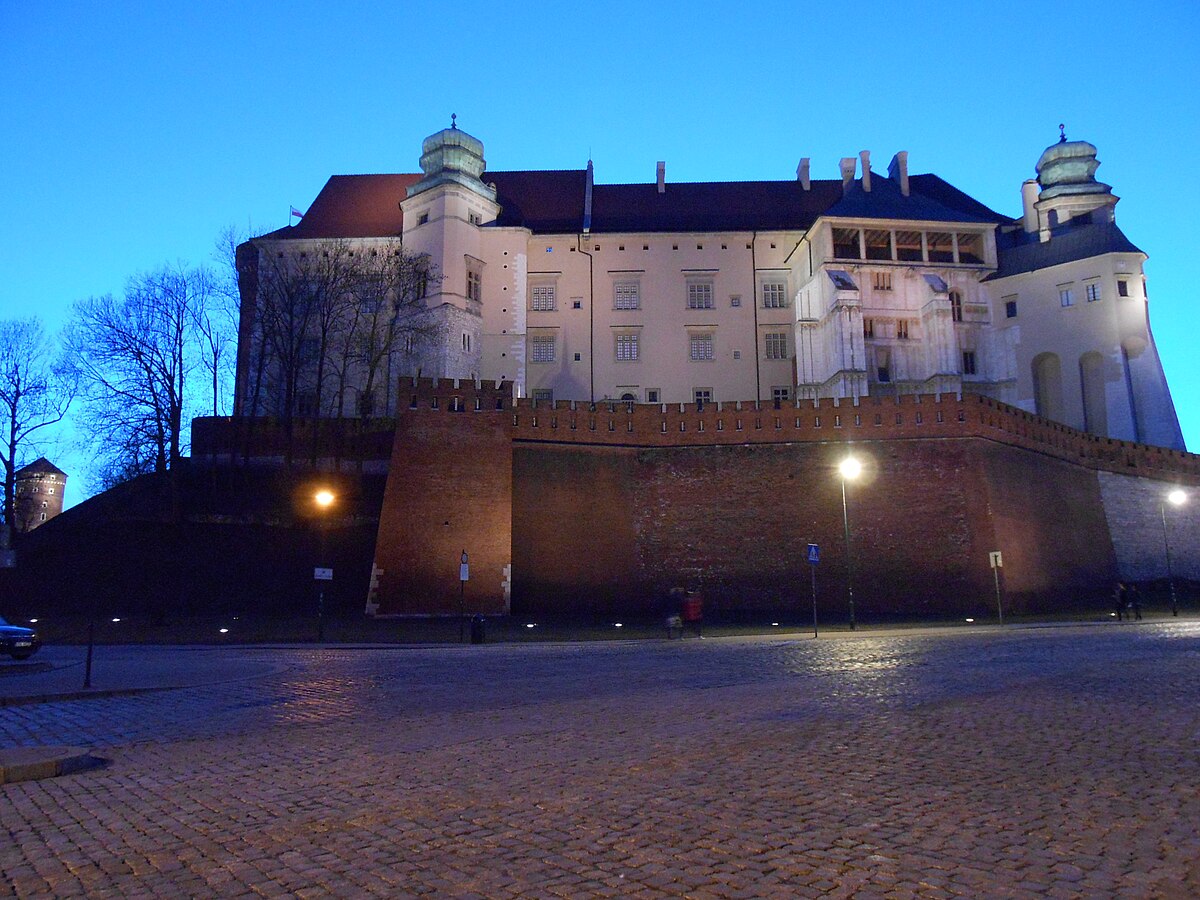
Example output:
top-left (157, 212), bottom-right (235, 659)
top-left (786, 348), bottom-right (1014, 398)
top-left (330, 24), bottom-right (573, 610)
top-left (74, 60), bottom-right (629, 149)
top-left (1161, 489), bottom-right (1187, 617)
top-left (314, 489), bottom-right (336, 641)
top-left (839, 455), bottom-right (863, 631)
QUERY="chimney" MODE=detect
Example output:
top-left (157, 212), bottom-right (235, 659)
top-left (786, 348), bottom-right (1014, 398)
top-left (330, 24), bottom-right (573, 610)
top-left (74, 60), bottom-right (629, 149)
top-left (797, 158), bottom-right (810, 191)
top-left (859, 151), bottom-right (871, 192)
top-left (1021, 179), bottom-right (1039, 234)
top-left (888, 151), bottom-right (909, 197)
top-left (656, 161), bottom-right (665, 194)
top-left (839, 157), bottom-right (857, 193)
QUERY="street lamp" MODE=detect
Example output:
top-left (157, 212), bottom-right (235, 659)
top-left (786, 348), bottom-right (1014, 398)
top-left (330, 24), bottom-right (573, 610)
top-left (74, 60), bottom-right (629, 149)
top-left (839, 455), bottom-right (863, 631)
top-left (314, 489), bottom-right (336, 641)
top-left (1161, 489), bottom-right (1187, 617)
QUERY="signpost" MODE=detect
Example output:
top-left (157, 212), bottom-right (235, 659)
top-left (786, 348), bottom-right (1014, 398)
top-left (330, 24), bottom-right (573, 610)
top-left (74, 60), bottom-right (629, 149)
top-left (459, 551), bottom-right (469, 642)
top-left (314, 566), bottom-right (333, 642)
top-left (989, 551), bottom-right (1004, 624)
top-left (807, 543), bottom-right (820, 637)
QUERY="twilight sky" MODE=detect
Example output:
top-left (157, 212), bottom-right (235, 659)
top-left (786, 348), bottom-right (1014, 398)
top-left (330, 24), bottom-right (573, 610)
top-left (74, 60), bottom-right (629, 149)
top-left (2, 1), bottom-right (1197, 505)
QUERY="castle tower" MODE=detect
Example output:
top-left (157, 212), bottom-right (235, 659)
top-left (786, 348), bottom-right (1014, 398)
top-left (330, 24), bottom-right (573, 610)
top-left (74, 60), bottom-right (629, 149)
top-left (1031, 128), bottom-right (1118, 240)
top-left (399, 118), bottom-right (501, 380)
top-left (13, 457), bottom-right (67, 532)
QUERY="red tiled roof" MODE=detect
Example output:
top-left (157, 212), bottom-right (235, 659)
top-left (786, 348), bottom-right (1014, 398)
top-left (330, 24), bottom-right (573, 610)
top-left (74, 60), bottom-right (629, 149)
top-left (286, 173), bottom-right (422, 239)
top-left (267, 169), bottom-right (1007, 240)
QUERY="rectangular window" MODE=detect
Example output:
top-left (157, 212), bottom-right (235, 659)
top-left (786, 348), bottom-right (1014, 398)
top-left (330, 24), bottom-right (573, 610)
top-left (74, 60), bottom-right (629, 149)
top-left (467, 266), bottom-right (482, 302)
top-left (687, 282), bottom-right (714, 309)
top-left (615, 333), bottom-right (639, 361)
top-left (896, 320), bottom-right (910, 340)
top-left (962, 350), bottom-right (977, 375)
top-left (531, 336), bottom-right (555, 363)
top-left (532, 389), bottom-right (554, 402)
top-left (1059, 285), bottom-right (1074, 307)
top-left (927, 232), bottom-right (953, 263)
top-left (950, 291), bottom-right (963, 322)
top-left (1117, 279), bottom-right (1130, 298)
top-left (689, 334), bottom-right (714, 360)
top-left (1004, 296), bottom-right (1018, 318)
top-left (762, 282), bottom-right (788, 308)
top-left (764, 333), bottom-right (789, 360)
top-left (1086, 283), bottom-right (1101, 302)
top-left (772, 386), bottom-right (792, 405)
top-left (863, 318), bottom-right (875, 339)
top-left (531, 285), bottom-right (556, 311)
top-left (646, 389), bottom-right (661, 403)
top-left (956, 233), bottom-right (984, 264)
top-left (872, 271), bottom-right (893, 291)
top-left (614, 282), bottom-right (640, 310)
top-left (730, 295), bottom-right (741, 307)
top-left (694, 388), bottom-right (713, 405)
top-left (468, 212), bottom-right (482, 226)
top-left (832, 227), bottom-right (861, 260)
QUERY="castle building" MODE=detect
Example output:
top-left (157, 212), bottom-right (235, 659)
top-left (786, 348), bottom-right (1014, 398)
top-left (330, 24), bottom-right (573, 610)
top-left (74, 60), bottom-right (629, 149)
top-left (235, 123), bottom-right (1184, 452)
top-left (13, 458), bottom-right (67, 532)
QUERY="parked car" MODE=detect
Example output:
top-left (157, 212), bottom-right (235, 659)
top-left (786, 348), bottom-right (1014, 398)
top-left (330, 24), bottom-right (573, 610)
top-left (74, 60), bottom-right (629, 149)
top-left (0, 616), bottom-right (40, 660)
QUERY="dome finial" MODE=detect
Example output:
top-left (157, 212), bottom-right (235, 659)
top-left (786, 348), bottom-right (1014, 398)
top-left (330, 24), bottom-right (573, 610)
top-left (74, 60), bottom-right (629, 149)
top-left (451, 113), bottom-right (457, 130)
top-left (1058, 123), bottom-right (1066, 143)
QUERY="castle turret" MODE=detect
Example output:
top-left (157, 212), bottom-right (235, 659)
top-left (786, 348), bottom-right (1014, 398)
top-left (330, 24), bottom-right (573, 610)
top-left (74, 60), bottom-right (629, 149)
top-left (400, 118), bottom-right (500, 380)
top-left (1033, 127), bottom-right (1118, 240)
top-left (13, 457), bottom-right (67, 532)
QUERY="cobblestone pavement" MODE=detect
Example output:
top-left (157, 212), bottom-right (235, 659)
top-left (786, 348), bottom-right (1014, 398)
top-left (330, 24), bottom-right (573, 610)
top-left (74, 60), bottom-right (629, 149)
top-left (2, 623), bottom-right (1199, 897)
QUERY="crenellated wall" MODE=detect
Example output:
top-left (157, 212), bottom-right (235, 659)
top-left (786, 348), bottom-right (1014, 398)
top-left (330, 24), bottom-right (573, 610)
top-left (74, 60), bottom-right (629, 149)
top-left (364, 377), bottom-right (1199, 618)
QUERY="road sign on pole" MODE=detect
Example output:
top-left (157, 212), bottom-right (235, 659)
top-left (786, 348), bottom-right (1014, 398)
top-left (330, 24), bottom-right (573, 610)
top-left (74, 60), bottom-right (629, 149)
top-left (807, 543), bottom-right (820, 565)
top-left (989, 551), bottom-right (1004, 623)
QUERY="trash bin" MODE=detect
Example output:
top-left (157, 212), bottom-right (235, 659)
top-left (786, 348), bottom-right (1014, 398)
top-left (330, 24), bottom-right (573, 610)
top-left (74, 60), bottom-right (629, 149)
top-left (470, 614), bottom-right (485, 645)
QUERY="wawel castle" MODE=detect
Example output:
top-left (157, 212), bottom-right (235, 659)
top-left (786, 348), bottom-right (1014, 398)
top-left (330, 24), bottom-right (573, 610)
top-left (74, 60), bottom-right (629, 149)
top-left (236, 122), bottom-right (1184, 453)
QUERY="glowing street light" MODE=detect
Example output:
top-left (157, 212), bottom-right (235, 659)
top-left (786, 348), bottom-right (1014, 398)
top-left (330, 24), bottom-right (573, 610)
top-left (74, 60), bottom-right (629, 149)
top-left (1162, 489), bottom-right (1187, 617)
top-left (839, 455), bottom-right (863, 631)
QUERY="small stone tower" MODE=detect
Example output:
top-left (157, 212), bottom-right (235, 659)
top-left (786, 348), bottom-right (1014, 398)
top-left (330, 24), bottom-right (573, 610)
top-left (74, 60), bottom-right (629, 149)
top-left (13, 458), bottom-right (67, 532)
top-left (399, 118), bottom-right (500, 380)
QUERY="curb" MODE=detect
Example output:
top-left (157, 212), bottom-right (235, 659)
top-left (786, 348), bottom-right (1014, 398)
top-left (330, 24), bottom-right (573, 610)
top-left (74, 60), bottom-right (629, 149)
top-left (0, 746), bottom-right (103, 784)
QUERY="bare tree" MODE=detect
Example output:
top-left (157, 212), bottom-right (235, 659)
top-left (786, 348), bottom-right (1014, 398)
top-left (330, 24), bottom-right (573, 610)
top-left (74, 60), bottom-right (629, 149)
top-left (70, 263), bottom-right (221, 487)
top-left (0, 319), bottom-right (75, 530)
top-left (236, 237), bottom-right (440, 463)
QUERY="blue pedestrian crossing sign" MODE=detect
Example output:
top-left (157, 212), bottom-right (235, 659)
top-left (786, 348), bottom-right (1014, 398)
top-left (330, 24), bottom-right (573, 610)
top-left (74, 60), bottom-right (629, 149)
top-left (807, 543), bottom-right (820, 564)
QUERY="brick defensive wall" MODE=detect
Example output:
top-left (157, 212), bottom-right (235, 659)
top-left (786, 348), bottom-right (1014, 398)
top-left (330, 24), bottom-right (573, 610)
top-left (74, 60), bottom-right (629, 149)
top-left (368, 377), bottom-right (1199, 619)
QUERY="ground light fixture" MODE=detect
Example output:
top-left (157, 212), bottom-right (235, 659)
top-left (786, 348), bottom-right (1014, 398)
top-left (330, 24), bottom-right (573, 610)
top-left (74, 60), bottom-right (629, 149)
top-left (838, 455), bottom-right (863, 630)
top-left (1162, 489), bottom-right (1188, 616)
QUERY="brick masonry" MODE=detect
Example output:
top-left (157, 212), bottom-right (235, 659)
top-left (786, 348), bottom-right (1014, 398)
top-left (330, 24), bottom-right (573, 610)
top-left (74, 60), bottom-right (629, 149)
top-left (365, 378), bottom-right (1199, 619)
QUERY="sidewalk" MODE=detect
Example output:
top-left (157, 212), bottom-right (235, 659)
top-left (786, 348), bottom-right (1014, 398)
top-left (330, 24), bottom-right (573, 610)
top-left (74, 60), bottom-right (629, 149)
top-left (0, 644), bottom-right (289, 707)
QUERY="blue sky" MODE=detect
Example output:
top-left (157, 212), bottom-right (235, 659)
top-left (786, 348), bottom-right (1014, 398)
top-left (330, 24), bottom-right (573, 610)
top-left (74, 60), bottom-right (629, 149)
top-left (2, 1), bottom-right (1197, 506)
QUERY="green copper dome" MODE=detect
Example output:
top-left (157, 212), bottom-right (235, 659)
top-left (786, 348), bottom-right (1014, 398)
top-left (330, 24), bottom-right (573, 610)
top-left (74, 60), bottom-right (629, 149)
top-left (407, 117), bottom-right (495, 201)
top-left (1036, 134), bottom-right (1111, 202)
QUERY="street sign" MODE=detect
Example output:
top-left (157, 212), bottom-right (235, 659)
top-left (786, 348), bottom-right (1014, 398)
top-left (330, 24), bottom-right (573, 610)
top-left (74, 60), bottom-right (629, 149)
top-left (314, 567), bottom-right (333, 581)
top-left (989, 551), bottom-right (1003, 569)
top-left (807, 543), bottom-right (820, 565)
top-left (460, 550), bottom-right (469, 582)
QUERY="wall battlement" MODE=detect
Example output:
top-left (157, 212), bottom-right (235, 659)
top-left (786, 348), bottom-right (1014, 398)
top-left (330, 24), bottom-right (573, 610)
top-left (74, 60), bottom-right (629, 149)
top-left (392, 377), bottom-right (1200, 485)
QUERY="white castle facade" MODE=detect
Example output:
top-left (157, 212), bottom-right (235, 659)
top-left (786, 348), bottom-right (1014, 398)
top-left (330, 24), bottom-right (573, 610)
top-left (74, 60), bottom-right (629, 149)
top-left (235, 123), bottom-right (1184, 452)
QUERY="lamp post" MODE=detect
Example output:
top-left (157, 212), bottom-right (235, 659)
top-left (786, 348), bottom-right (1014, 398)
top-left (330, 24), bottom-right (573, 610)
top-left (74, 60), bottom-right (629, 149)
top-left (1161, 488), bottom-right (1187, 617)
top-left (314, 489), bottom-right (335, 642)
top-left (839, 455), bottom-right (863, 631)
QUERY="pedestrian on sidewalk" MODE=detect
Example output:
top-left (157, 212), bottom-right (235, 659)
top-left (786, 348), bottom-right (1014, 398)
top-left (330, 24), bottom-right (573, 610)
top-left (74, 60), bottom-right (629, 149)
top-left (1130, 584), bottom-right (1143, 621)
top-left (1113, 582), bottom-right (1126, 621)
